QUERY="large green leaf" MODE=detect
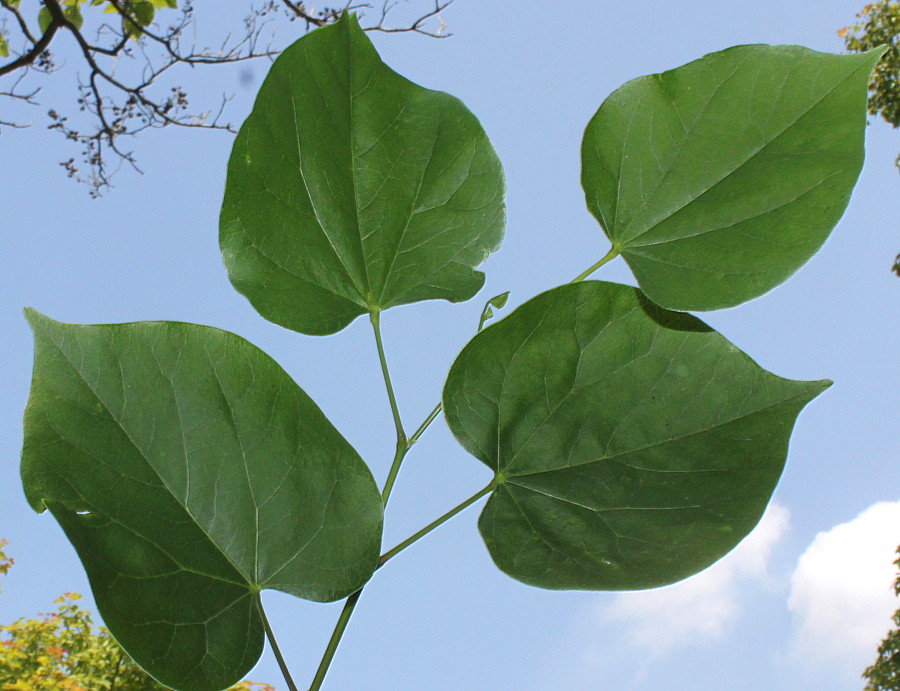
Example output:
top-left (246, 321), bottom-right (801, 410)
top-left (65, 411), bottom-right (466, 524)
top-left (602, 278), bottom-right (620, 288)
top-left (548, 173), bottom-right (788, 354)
top-left (21, 310), bottom-right (383, 691)
top-left (443, 282), bottom-right (828, 590)
top-left (581, 45), bottom-right (885, 311)
top-left (220, 13), bottom-right (505, 336)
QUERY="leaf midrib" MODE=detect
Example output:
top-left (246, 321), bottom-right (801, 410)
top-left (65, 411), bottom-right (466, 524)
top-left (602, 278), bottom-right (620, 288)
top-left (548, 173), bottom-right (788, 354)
top-left (505, 387), bottom-right (819, 481)
top-left (40, 325), bottom-right (257, 589)
top-left (615, 56), bottom-right (868, 246)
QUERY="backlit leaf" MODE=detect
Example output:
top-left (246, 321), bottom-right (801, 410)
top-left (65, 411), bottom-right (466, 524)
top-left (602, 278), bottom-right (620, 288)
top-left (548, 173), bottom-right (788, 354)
top-left (220, 13), bottom-right (505, 335)
top-left (133, 0), bottom-right (154, 26)
top-left (63, 4), bottom-right (83, 30)
top-left (21, 310), bottom-right (383, 691)
top-left (38, 7), bottom-right (51, 33)
top-left (582, 45), bottom-right (885, 311)
top-left (443, 281), bottom-right (828, 590)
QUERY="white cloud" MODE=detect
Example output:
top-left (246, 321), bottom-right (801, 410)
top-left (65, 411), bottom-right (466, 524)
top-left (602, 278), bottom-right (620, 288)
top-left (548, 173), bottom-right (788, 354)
top-left (600, 502), bottom-right (790, 655)
top-left (787, 500), bottom-right (900, 676)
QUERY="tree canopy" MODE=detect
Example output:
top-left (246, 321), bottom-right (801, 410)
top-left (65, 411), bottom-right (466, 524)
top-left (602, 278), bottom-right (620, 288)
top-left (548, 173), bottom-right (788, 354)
top-left (863, 546), bottom-right (900, 690)
top-left (0, 540), bottom-right (273, 690)
top-left (840, 1), bottom-right (900, 275)
top-left (841, 2), bottom-right (900, 132)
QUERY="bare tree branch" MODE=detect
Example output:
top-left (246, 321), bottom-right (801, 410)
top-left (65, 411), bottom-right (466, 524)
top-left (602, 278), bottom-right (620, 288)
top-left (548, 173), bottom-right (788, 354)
top-left (1, 0), bottom-right (38, 44)
top-left (370, 0), bottom-right (452, 38)
top-left (0, 0), bottom-right (454, 195)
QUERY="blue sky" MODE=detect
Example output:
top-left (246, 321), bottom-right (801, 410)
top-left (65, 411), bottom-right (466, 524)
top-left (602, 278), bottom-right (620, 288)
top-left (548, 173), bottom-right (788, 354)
top-left (2, 1), bottom-right (899, 689)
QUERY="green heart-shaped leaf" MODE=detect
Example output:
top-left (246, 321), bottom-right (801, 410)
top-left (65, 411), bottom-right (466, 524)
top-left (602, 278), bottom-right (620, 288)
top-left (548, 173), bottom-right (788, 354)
top-left (443, 282), bottom-right (828, 590)
top-left (220, 13), bottom-right (505, 335)
top-left (21, 310), bottom-right (383, 691)
top-left (582, 45), bottom-right (885, 311)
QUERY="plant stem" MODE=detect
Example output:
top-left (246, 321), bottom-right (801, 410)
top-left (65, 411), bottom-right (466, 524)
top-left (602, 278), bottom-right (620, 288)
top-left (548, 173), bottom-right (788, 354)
top-left (380, 441), bottom-right (407, 504)
top-left (257, 595), bottom-right (299, 691)
top-left (307, 314), bottom-right (484, 691)
top-left (307, 590), bottom-right (362, 691)
top-left (370, 311), bottom-right (406, 447)
top-left (306, 481), bottom-right (494, 690)
top-left (305, 311), bottom-right (409, 690)
top-left (403, 290), bottom-right (508, 450)
top-left (370, 310), bottom-right (409, 504)
top-left (378, 481), bottom-right (495, 567)
top-left (408, 401), bottom-right (442, 446)
top-left (570, 245), bottom-right (620, 283)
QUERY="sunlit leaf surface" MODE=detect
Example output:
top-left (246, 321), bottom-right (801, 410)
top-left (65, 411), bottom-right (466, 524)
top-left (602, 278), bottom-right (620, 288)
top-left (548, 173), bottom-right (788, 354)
top-left (443, 282), bottom-right (828, 590)
top-left (21, 310), bottom-right (383, 690)
top-left (582, 45), bottom-right (884, 310)
top-left (221, 14), bottom-right (505, 335)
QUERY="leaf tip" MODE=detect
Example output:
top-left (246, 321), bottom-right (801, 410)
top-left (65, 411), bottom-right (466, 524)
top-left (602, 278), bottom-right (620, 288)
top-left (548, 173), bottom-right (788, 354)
top-left (801, 377), bottom-right (833, 403)
top-left (337, 8), bottom-right (362, 31)
top-left (23, 308), bottom-right (69, 339)
top-left (490, 292), bottom-right (510, 309)
top-left (867, 44), bottom-right (890, 61)
top-left (22, 307), bottom-right (49, 330)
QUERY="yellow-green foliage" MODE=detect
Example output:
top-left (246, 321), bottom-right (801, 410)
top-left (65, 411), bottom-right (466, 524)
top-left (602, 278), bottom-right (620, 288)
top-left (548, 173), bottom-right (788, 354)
top-left (841, 1), bottom-right (900, 128)
top-left (863, 547), bottom-right (900, 690)
top-left (0, 541), bottom-right (273, 691)
top-left (840, 1), bottom-right (900, 274)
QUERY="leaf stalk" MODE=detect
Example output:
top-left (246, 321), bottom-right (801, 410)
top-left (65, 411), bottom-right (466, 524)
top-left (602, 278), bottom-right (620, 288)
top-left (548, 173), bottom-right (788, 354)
top-left (370, 311), bottom-right (406, 444)
top-left (307, 590), bottom-right (362, 691)
top-left (570, 245), bottom-right (620, 283)
top-left (308, 310), bottom-right (491, 691)
top-left (408, 401), bottom-right (442, 446)
top-left (370, 310), bottom-right (410, 504)
top-left (257, 596), bottom-right (300, 691)
top-left (306, 481), bottom-right (494, 690)
top-left (378, 481), bottom-right (495, 567)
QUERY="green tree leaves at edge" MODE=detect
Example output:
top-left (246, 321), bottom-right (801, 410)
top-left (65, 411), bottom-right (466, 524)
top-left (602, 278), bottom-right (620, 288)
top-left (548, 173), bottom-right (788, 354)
top-left (863, 546), bottom-right (900, 690)
top-left (840, 1), bottom-right (900, 275)
top-left (0, 540), bottom-right (274, 691)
